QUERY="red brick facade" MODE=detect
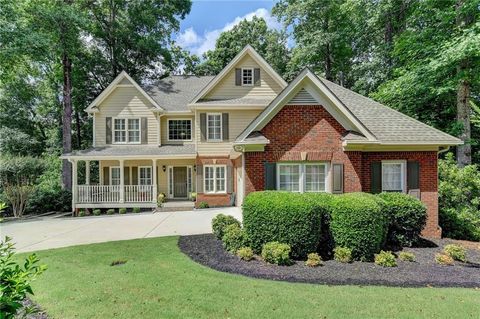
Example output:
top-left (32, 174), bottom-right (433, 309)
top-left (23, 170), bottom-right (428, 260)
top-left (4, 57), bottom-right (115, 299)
top-left (195, 156), bottom-right (235, 208)
top-left (244, 105), bottom-right (441, 238)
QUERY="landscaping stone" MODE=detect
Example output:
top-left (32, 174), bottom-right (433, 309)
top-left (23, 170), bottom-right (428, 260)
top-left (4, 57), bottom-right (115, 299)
top-left (178, 234), bottom-right (480, 288)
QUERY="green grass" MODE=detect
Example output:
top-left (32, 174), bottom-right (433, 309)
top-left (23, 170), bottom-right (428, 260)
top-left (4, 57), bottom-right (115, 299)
top-left (22, 237), bottom-right (480, 318)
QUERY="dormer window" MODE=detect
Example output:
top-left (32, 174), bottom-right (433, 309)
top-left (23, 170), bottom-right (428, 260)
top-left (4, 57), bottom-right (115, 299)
top-left (242, 68), bottom-right (253, 86)
top-left (113, 118), bottom-right (140, 144)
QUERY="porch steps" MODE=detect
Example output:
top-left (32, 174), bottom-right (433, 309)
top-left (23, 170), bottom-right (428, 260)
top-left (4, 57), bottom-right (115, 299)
top-left (156, 200), bottom-right (195, 212)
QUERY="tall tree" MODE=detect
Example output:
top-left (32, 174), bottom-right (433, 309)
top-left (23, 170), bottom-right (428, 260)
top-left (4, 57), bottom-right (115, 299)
top-left (194, 16), bottom-right (290, 77)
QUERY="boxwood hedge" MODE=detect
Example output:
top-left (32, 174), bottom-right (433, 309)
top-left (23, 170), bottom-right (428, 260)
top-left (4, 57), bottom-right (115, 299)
top-left (242, 191), bottom-right (329, 258)
top-left (329, 193), bottom-right (388, 261)
top-left (377, 192), bottom-right (427, 247)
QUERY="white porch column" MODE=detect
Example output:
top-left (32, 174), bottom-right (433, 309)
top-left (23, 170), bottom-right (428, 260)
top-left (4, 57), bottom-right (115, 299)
top-left (119, 159), bottom-right (125, 203)
top-left (85, 160), bottom-right (90, 185)
top-left (71, 159), bottom-right (78, 212)
top-left (152, 159), bottom-right (157, 202)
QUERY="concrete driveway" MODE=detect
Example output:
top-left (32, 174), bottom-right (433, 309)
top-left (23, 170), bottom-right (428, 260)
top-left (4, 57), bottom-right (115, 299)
top-left (0, 207), bottom-right (242, 253)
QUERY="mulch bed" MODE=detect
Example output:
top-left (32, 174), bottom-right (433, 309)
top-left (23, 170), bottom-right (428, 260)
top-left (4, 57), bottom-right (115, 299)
top-left (178, 234), bottom-right (480, 288)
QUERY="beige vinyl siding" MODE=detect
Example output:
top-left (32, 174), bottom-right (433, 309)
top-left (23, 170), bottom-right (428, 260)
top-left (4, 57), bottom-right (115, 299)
top-left (95, 87), bottom-right (159, 146)
top-left (196, 109), bottom-right (261, 155)
top-left (99, 159), bottom-right (196, 194)
top-left (160, 115), bottom-right (195, 145)
top-left (205, 55), bottom-right (283, 100)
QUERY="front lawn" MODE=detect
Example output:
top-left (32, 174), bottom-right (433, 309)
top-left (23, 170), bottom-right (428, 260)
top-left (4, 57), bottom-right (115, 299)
top-left (25, 237), bottom-right (480, 319)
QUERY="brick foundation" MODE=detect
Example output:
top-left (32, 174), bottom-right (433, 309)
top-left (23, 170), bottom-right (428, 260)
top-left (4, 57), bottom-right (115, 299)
top-left (244, 105), bottom-right (441, 238)
top-left (195, 156), bottom-right (235, 208)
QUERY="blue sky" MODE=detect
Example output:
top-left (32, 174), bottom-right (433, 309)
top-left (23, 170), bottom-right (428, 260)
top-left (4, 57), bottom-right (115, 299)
top-left (176, 0), bottom-right (279, 56)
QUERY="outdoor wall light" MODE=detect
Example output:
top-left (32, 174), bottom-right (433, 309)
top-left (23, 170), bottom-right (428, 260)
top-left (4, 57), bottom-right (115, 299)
top-left (162, 165), bottom-right (166, 172)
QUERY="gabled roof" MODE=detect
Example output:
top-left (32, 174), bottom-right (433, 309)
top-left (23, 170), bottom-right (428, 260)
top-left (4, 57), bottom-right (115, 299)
top-left (189, 45), bottom-right (288, 106)
top-left (236, 68), bottom-right (462, 146)
top-left (85, 71), bottom-right (163, 113)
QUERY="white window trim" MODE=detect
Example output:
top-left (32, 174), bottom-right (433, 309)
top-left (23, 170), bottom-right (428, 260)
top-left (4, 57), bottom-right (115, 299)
top-left (241, 68), bottom-right (254, 86)
top-left (206, 113), bottom-right (223, 142)
top-left (109, 166), bottom-right (121, 185)
top-left (138, 166), bottom-right (152, 185)
top-left (204, 165), bottom-right (227, 194)
top-left (112, 117), bottom-right (141, 145)
top-left (276, 162), bottom-right (330, 193)
top-left (167, 118), bottom-right (193, 142)
top-left (381, 160), bottom-right (407, 193)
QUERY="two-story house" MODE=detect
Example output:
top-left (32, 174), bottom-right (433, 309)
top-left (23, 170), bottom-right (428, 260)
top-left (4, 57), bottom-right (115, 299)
top-left (62, 45), bottom-right (461, 237)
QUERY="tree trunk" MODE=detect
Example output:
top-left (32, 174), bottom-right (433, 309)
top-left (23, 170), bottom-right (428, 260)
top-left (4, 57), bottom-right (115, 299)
top-left (62, 52), bottom-right (73, 190)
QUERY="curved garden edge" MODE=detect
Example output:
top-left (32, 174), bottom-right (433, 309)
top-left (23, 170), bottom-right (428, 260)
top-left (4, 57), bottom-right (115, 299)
top-left (178, 234), bottom-right (480, 289)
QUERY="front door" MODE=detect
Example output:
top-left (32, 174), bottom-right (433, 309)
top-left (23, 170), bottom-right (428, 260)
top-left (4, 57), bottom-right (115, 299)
top-left (173, 167), bottom-right (188, 198)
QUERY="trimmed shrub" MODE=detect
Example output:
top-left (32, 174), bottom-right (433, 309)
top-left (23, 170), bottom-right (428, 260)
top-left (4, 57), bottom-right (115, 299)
top-left (119, 208), bottom-right (127, 214)
top-left (435, 253), bottom-right (454, 265)
top-left (261, 242), bottom-right (291, 265)
top-left (374, 250), bottom-right (397, 267)
top-left (329, 193), bottom-right (388, 260)
top-left (378, 192), bottom-right (427, 247)
top-left (243, 191), bottom-right (328, 258)
top-left (398, 251), bottom-right (415, 262)
top-left (305, 252), bottom-right (322, 267)
top-left (333, 247), bottom-right (352, 263)
top-left (93, 209), bottom-right (101, 216)
top-left (78, 209), bottom-right (86, 217)
top-left (236, 247), bottom-right (254, 261)
top-left (212, 214), bottom-right (241, 240)
top-left (222, 224), bottom-right (248, 253)
top-left (198, 202), bottom-right (209, 209)
top-left (106, 209), bottom-right (115, 215)
top-left (443, 244), bottom-right (467, 262)
top-left (133, 207), bottom-right (141, 213)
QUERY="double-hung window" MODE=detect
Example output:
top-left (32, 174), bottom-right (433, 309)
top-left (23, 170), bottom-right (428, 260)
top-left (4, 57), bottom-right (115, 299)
top-left (277, 163), bottom-right (327, 193)
top-left (168, 119), bottom-right (192, 141)
top-left (207, 113), bottom-right (222, 141)
top-left (204, 165), bottom-right (226, 193)
top-left (242, 68), bottom-right (253, 86)
top-left (381, 161), bottom-right (406, 192)
top-left (110, 167), bottom-right (121, 185)
top-left (139, 167), bottom-right (152, 185)
top-left (113, 118), bottom-right (140, 144)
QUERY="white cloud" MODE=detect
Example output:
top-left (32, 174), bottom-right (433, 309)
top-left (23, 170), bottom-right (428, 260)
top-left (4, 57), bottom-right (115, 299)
top-left (176, 8), bottom-right (282, 56)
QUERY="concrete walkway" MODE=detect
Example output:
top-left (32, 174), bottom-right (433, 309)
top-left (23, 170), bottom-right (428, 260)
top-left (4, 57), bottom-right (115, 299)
top-left (0, 207), bottom-right (242, 253)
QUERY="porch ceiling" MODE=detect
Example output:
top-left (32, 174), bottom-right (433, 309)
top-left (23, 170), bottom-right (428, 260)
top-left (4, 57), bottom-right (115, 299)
top-left (62, 144), bottom-right (196, 160)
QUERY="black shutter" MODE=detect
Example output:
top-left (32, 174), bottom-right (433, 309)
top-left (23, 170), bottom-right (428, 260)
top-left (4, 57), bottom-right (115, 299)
top-left (200, 113), bottom-right (206, 141)
top-left (254, 68), bottom-right (261, 86)
top-left (141, 117), bottom-right (148, 144)
top-left (124, 167), bottom-right (129, 185)
top-left (222, 113), bottom-right (229, 141)
top-left (407, 161), bottom-right (420, 190)
top-left (106, 117), bottom-right (112, 144)
top-left (264, 162), bottom-right (276, 190)
top-left (332, 163), bottom-right (344, 194)
top-left (235, 68), bottom-right (241, 86)
top-left (371, 162), bottom-right (382, 194)
top-left (196, 165), bottom-right (203, 193)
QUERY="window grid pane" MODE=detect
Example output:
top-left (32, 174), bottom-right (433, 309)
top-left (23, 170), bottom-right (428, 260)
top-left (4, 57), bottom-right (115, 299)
top-left (382, 163), bottom-right (402, 191)
top-left (204, 166), bottom-right (215, 192)
top-left (128, 119), bottom-right (140, 143)
top-left (216, 166), bottom-right (226, 192)
top-left (114, 119), bottom-right (126, 143)
top-left (207, 114), bottom-right (222, 140)
top-left (279, 165), bottom-right (300, 192)
top-left (169, 120), bottom-right (192, 140)
top-left (242, 69), bottom-right (253, 85)
top-left (139, 167), bottom-right (152, 185)
top-left (111, 167), bottom-right (121, 185)
top-left (305, 165), bottom-right (326, 192)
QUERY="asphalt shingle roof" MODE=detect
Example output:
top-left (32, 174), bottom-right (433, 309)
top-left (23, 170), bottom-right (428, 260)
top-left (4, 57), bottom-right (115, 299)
top-left (64, 145), bottom-right (196, 157)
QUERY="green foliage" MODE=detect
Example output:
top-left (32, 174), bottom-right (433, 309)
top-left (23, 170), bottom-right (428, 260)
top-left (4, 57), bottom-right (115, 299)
top-left (106, 209), bottom-right (115, 215)
top-left (119, 208), bottom-right (127, 214)
top-left (333, 247), bottom-right (352, 263)
top-left (261, 242), bottom-right (291, 266)
top-left (377, 192), bottom-right (427, 247)
top-left (236, 247), bottom-right (254, 261)
top-left (222, 224), bottom-right (248, 253)
top-left (198, 202), bottom-right (209, 209)
top-left (443, 244), bottom-right (467, 262)
top-left (439, 153), bottom-right (480, 241)
top-left (0, 127), bottom-right (42, 157)
top-left (374, 251), bottom-right (397, 267)
top-left (78, 210), bottom-right (86, 217)
top-left (93, 209), bottom-right (101, 216)
top-left (305, 252), bottom-right (322, 267)
top-left (242, 191), bottom-right (327, 258)
top-left (398, 251), bottom-right (415, 262)
top-left (133, 207), bottom-right (141, 214)
top-left (0, 237), bottom-right (47, 318)
top-left (211, 214), bottom-right (241, 240)
top-left (329, 193), bottom-right (388, 261)
top-left (435, 253), bottom-right (454, 266)
top-left (157, 193), bottom-right (166, 207)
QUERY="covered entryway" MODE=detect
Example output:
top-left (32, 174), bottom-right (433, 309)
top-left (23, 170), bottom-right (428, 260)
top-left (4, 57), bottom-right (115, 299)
top-left (167, 166), bottom-right (193, 199)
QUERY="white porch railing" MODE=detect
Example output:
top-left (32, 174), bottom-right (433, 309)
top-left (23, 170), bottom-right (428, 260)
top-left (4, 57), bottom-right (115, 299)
top-left (77, 185), bottom-right (155, 204)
